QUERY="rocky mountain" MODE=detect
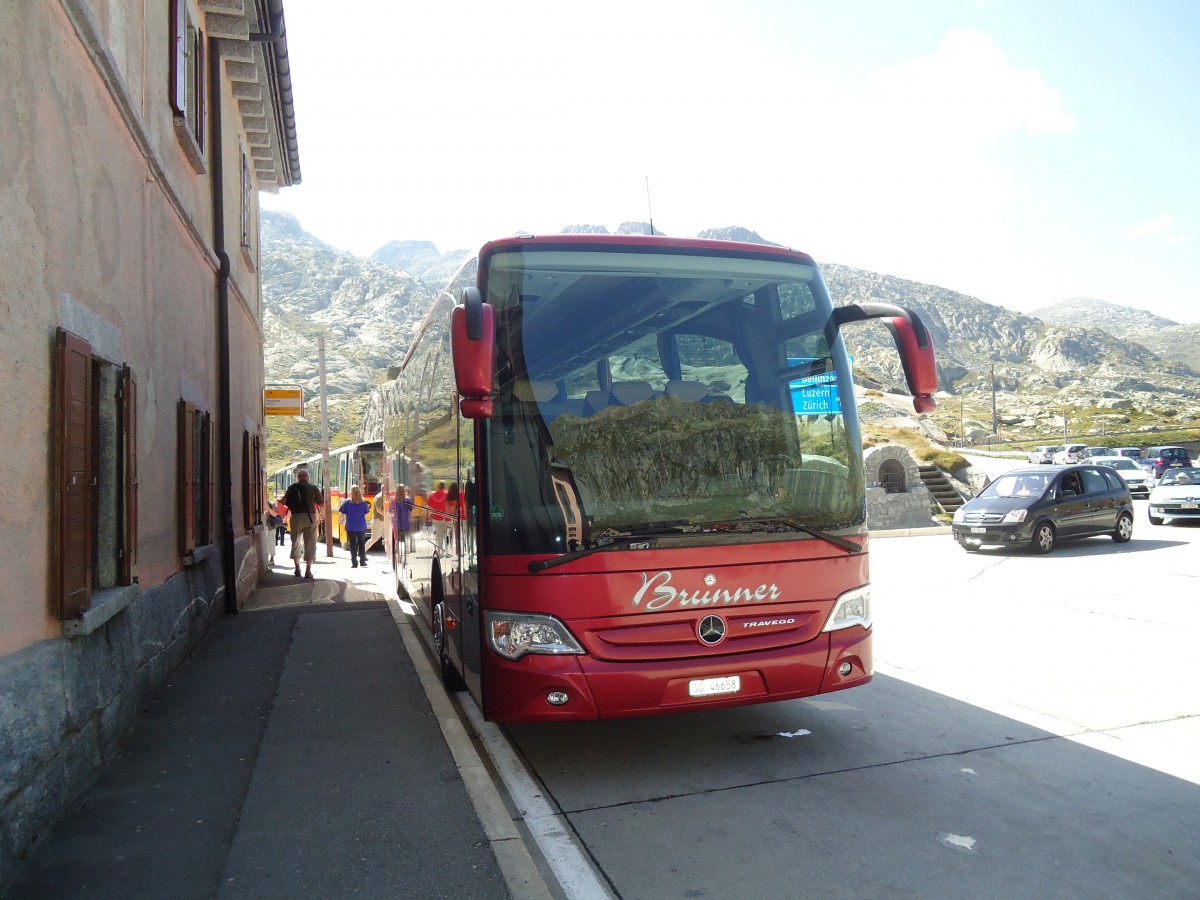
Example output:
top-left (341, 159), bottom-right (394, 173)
top-left (1033, 297), bottom-right (1200, 374)
top-left (261, 211), bottom-right (462, 465)
top-left (370, 239), bottom-right (471, 289)
top-left (260, 212), bottom-right (1200, 469)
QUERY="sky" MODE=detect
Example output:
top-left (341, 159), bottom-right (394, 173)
top-left (261, 0), bottom-right (1200, 324)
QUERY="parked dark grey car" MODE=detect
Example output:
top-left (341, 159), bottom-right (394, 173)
top-left (952, 464), bottom-right (1134, 553)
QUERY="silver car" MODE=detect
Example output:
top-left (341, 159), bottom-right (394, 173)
top-left (1092, 455), bottom-right (1151, 498)
top-left (1053, 443), bottom-right (1091, 464)
top-left (1027, 445), bottom-right (1056, 464)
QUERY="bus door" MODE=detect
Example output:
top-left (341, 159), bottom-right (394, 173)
top-left (445, 420), bottom-right (483, 696)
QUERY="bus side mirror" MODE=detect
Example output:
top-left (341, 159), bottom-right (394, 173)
top-left (830, 302), bottom-right (938, 413)
top-left (452, 287), bottom-right (495, 419)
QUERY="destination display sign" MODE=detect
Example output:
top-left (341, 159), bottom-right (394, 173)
top-left (788, 357), bottom-right (848, 415)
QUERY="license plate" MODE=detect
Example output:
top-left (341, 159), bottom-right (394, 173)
top-left (689, 675), bottom-right (741, 697)
top-left (970, 527), bottom-right (987, 534)
top-left (1180, 503), bottom-right (1198, 510)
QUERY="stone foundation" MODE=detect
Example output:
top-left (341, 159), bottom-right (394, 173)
top-left (0, 533), bottom-right (268, 883)
top-left (864, 444), bottom-right (940, 530)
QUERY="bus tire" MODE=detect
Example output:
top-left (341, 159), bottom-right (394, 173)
top-left (433, 601), bottom-right (465, 691)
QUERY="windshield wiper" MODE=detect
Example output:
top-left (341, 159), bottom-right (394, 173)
top-left (683, 517), bottom-right (864, 554)
top-left (527, 518), bottom-right (862, 573)
top-left (527, 527), bottom-right (687, 573)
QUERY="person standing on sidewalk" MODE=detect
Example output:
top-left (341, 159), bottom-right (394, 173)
top-left (284, 468), bottom-right (323, 579)
top-left (339, 484), bottom-right (371, 568)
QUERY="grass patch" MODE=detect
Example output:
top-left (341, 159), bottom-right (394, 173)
top-left (863, 424), bottom-right (969, 471)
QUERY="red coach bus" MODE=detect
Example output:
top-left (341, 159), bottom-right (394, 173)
top-left (382, 234), bottom-right (936, 722)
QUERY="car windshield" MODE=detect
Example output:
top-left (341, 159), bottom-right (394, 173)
top-left (981, 472), bottom-right (1051, 499)
top-left (1100, 458), bottom-right (1138, 471)
top-left (1160, 469), bottom-right (1196, 486)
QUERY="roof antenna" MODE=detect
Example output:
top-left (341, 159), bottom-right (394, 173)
top-left (645, 176), bottom-right (655, 235)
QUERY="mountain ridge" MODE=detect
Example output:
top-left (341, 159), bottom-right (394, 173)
top-left (261, 211), bottom-right (1199, 468)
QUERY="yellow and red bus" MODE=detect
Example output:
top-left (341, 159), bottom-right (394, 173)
top-left (381, 233), bottom-right (936, 722)
top-left (270, 440), bottom-right (387, 545)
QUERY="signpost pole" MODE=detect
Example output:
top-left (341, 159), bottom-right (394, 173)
top-left (319, 334), bottom-right (333, 557)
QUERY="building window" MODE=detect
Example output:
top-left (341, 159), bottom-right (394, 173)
top-left (241, 148), bottom-right (253, 251)
top-left (879, 459), bottom-right (907, 494)
top-left (170, 0), bottom-right (206, 171)
top-left (242, 430), bottom-right (265, 531)
top-left (55, 329), bottom-right (139, 620)
top-left (178, 400), bottom-right (213, 556)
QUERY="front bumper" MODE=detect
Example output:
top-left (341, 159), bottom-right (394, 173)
top-left (1150, 503), bottom-right (1200, 520)
top-left (952, 522), bottom-right (1033, 547)
top-left (480, 625), bottom-right (873, 722)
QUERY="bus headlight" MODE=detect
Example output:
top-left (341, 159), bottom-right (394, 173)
top-left (485, 612), bottom-right (585, 661)
top-left (822, 585), bottom-right (872, 632)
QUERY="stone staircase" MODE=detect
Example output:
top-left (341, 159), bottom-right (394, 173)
top-left (919, 465), bottom-right (965, 514)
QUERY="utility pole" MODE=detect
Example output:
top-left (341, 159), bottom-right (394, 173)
top-left (991, 364), bottom-right (997, 435)
top-left (959, 395), bottom-right (965, 447)
top-left (318, 334), bottom-right (333, 557)
top-left (1062, 405), bottom-right (1068, 443)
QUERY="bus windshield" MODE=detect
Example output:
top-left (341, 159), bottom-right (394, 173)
top-left (482, 245), bottom-right (864, 554)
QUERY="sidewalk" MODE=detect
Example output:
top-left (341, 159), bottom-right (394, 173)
top-left (5, 546), bottom-right (551, 900)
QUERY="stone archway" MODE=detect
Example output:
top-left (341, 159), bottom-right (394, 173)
top-left (863, 444), bottom-right (937, 529)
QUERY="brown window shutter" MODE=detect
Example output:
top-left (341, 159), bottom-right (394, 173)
top-left (242, 430), bottom-right (252, 531)
top-left (57, 329), bottom-right (93, 619)
top-left (255, 433), bottom-right (265, 525)
top-left (179, 400), bottom-right (196, 554)
top-left (197, 30), bottom-right (207, 148)
top-left (201, 410), bottom-right (213, 546)
top-left (122, 367), bottom-right (138, 585)
top-left (169, 0), bottom-right (187, 115)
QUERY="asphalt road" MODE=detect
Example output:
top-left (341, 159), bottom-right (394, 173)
top-left (489, 474), bottom-right (1200, 900)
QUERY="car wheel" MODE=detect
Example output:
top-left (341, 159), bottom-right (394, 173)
top-left (1112, 512), bottom-right (1133, 543)
top-left (1148, 512), bottom-right (1164, 526)
top-left (1031, 522), bottom-right (1056, 554)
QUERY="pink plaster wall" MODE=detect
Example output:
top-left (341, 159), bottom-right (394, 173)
top-left (0, 1), bottom-right (270, 655)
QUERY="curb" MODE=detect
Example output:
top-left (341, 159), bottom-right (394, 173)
top-left (870, 526), bottom-right (952, 538)
top-left (384, 596), bottom-right (558, 900)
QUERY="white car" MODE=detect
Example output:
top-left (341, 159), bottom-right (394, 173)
top-left (1027, 445), bottom-right (1056, 464)
top-left (1091, 455), bottom-right (1151, 497)
top-left (1147, 467), bottom-right (1200, 525)
top-left (1053, 443), bottom-right (1090, 464)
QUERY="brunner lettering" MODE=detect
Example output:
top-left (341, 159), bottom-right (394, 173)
top-left (632, 571), bottom-right (781, 612)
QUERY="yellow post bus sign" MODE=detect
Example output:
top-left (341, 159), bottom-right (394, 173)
top-left (264, 387), bottom-right (304, 417)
